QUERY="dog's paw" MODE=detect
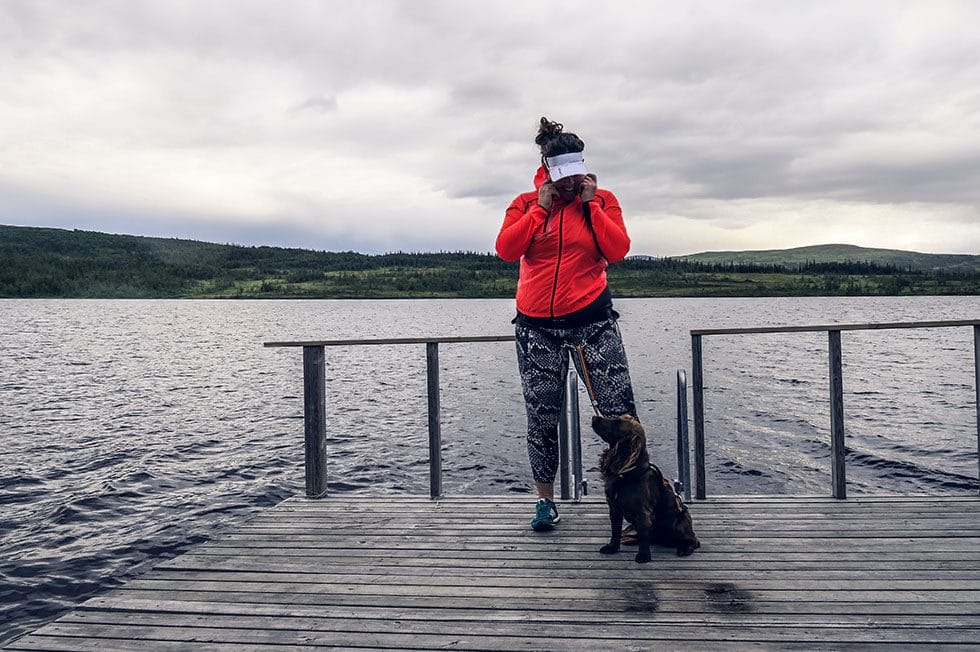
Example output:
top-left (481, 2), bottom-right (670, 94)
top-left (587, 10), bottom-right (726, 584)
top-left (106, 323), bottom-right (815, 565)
top-left (599, 543), bottom-right (620, 555)
top-left (635, 551), bottom-right (651, 564)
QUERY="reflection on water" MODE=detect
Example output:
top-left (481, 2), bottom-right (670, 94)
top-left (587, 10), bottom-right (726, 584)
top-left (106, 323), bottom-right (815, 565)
top-left (0, 296), bottom-right (978, 643)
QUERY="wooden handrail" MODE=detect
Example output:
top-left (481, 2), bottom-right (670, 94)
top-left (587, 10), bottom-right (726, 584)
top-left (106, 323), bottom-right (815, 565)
top-left (690, 319), bottom-right (980, 500)
top-left (692, 319), bottom-right (980, 336)
top-left (265, 334), bottom-right (583, 500)
top-left (265, 335), bottom-right (516, 347)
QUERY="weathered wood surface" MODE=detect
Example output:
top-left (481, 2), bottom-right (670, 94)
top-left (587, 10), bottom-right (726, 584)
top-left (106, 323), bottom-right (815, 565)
top-left (7, 495), bottom-right (980, 651)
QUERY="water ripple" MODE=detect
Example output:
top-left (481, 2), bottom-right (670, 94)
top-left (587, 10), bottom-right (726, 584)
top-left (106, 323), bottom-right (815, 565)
top-left (1, 296), bottom-right (978, 644)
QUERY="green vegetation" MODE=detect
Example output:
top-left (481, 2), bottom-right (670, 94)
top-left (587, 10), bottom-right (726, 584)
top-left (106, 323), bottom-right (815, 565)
top-left (681, 243), bottom-right (979, 273)
top-left (1, 225), bottom-right (977, 299)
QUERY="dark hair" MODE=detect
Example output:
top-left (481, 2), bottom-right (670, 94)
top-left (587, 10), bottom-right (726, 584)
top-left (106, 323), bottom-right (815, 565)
top-left (535, 117), bottom-right (584, 158)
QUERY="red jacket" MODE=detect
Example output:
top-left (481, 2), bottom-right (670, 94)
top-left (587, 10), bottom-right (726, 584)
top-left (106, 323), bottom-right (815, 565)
top-left (496, 167), bottom-right (630, 318)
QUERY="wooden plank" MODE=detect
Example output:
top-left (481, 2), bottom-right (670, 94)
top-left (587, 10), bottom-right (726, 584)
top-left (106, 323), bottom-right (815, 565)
top-left (8, 494), bottom-right (979, 651)
top-left (76, 597), bottom-right (980, 626)
top-left (0, 634), bottom-right (831, 652)
top-left (219, 528), bottom-right (980, 540)
top-left (240, 517), bottom-right (980, 530)
top-left (130, 571), bottom-right (980, 591)
top-left (161, 553), bottom-right (980, 571)
top-left (88, 587), bottom-right (980, 616)
top-left (54, 611), bottom-right (980, 642)
top-left (61, 609), bottom-right (979, 632)
top-left (268, 499), bottom-right (980, 513)
top-left (22, 621), bottom-right (980, 646)
top-left (112, 579), bottom-right (980, 601)
top-left (193, 535), bottom-right (980, 548)
top-left (149, 567), bottom-right (980, 583)
top-left (187, 543), bottom-right (980, 559)
top-left (5, 637), bottom-right (269, 652)
top-left (234, 518), bottom-right (980, 532)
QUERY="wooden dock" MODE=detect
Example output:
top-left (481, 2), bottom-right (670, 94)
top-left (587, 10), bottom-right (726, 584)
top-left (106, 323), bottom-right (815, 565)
top-left (7, 494), bottom-right (980, 650)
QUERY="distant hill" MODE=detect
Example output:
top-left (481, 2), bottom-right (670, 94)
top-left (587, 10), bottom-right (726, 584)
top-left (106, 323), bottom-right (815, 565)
top-left (679, 244), bottom-right (980, 272)
top-left (0, 224), bottom-right (517, 299)
top-left (1, 225), bottom-right (977, 298)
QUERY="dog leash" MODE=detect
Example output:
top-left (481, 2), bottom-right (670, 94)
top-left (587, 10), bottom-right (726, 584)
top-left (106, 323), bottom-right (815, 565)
top-left (575, 345), bottom-right (601, 416)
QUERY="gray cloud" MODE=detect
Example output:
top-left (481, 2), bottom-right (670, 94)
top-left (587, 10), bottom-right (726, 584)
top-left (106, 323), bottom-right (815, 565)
top-left (289, 95), bottom-right (338, 115)
top-left (1, 0), bottom-right (978, 256)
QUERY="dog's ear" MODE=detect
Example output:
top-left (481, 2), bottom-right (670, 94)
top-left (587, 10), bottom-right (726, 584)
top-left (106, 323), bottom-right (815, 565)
top-left (605, 439), bottom-right (632, 473)
top-left (605, 417), bottom-right (646, 473)
top-left (619, 415), bottom-right (646, 439)
top-left (624, 422), bottom-right (645, 465)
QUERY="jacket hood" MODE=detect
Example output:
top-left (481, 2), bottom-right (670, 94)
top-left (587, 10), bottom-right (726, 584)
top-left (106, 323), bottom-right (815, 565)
top-left (533, 166), bottom-right (549, 189)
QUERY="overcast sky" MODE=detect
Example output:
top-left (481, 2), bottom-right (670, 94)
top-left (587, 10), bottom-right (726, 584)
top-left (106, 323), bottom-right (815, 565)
top-left (2, 1), bottom-right (978, 256)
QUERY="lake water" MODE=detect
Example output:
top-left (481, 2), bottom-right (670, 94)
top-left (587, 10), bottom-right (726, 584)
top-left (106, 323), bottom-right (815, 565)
top-left (1, 296), bottom-right (978, 643)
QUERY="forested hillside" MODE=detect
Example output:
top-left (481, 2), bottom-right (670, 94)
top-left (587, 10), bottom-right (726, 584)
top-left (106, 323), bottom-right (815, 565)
top-left (1, 225), bottom-right (977, 298)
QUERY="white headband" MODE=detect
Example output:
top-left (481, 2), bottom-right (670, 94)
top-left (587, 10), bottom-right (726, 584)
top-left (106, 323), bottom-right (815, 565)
top-left (545, 152), bottom-right (587, 181)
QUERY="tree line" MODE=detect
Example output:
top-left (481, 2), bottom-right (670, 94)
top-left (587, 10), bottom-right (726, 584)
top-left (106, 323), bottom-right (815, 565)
top-left (1, 225), bottom-right (977, 298)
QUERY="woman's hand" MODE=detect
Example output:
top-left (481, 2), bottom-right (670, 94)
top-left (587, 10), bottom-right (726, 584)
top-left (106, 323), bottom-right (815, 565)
top-left (538, 183), bottom-right (559, 210)
top-left (580, 174), bottom-right (597, 203)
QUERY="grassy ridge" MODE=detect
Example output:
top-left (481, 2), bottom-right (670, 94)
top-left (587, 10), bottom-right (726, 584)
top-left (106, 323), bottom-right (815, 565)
top-left (681, 243), bottom-right (979, 272)
top-left (1, 224), bottom-right (977, 298)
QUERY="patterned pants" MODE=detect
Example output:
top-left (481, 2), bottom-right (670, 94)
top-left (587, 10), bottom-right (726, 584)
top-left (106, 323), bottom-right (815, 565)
top-left (515, 316), bottom-right (636, 484)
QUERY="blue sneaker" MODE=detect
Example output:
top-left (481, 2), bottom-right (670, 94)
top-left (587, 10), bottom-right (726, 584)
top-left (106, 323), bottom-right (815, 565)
top-left (531, 498), bottom-right (560, 531)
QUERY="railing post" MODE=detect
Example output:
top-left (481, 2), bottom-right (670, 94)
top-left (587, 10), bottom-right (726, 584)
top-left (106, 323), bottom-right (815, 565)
top-left (302, 345), bottom-right (328, 498)
top-left (676, 369), bottom-right (692, 502)
top-left (828, 330), bottom-right (847, 499)
top-left (559, 383), bottom-right (571, 500)
top-left (691, 334), bottom-right (706, 500)
top-left (425, 342), bottom-right (442, 499)
top-left (974, 325), bottom-right (979, 496)
top-left (567, 370), bottom-right (584, 501)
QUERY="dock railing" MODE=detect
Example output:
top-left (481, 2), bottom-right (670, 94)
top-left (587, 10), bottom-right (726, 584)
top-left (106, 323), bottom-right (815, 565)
top-left (690, 319), bottom-right (980, 500)
top-left (269, 335), bottom-right (670, 501)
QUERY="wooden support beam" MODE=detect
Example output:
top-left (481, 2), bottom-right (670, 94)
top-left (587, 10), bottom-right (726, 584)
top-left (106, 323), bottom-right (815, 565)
top-left (426, 342), bottom-right (442, 500)
top-left (692, 334), bottom-right (706, 500)
top-left (828, 330), bottom-right (846, 500)
top-left (302, 346), bottom-right (328, 498)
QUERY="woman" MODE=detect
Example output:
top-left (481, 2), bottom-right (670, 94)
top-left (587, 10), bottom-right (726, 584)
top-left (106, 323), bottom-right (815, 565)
top-left (496, 117), bottom-right (637, 531)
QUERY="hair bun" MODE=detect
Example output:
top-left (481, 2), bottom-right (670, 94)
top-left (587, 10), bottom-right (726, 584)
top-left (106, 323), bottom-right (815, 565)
top-left (534, 116), bottom-right (585, 157)
top-left (534, 117), bottom-right (564, 147)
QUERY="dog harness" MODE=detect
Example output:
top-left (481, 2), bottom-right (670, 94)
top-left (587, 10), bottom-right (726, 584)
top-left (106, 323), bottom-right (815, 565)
top-left (610, 460), bottom-right (687, 515)
top-left (663, 477), bottom-right (687, 513)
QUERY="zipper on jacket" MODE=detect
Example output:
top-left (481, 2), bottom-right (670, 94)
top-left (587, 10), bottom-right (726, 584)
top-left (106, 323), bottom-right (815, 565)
top-left (549, 205), bottom-right (566, 318)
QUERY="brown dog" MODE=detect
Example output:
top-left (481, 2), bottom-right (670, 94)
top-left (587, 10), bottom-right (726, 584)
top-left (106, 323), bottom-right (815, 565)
top-left (593, 414), bottom-right (700, 563)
